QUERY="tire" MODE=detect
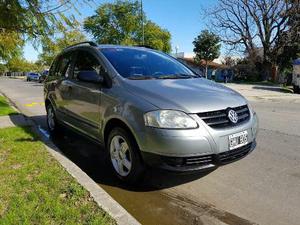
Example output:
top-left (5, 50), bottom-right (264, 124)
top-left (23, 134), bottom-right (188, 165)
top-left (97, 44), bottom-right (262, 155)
top-left (46, 103), bottom-right (61, 136)
top-left (107, 127), bottom-right (145, 184)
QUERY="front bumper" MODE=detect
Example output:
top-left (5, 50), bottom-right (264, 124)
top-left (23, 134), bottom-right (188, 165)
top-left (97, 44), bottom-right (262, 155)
top-left (137, 111), bottom-right (258, 172)
top-left (141, 141), bottom-right (256, 172)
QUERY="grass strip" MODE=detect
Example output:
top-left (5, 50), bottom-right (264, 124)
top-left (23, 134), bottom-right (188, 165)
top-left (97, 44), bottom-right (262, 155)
top-left (0, 95), bottom-right (18, 116)
top-left (0, 126), bottom-right (116, 225)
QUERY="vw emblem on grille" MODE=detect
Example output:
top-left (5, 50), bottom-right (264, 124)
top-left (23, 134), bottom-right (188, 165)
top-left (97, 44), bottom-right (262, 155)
top-left (228, 109), bottom-right (238, 124)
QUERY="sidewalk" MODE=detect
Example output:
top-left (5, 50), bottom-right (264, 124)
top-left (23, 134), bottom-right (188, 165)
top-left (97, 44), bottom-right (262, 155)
top-left (225, 83), bottom-right (300, 101)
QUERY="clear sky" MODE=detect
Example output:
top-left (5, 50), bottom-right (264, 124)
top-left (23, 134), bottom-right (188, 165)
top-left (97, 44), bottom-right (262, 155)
top-left (23, 0), bottom-right (217, 62)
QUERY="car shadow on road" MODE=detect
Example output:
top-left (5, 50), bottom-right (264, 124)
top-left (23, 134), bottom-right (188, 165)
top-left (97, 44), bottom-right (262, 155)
top-left (51, 127), bottom-right (215, 192)
top-left (14, 114), bottom-right (215, 192)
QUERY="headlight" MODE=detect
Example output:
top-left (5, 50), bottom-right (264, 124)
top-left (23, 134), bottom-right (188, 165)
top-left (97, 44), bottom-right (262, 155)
top-left (144, 110), bottom-right (198, 129)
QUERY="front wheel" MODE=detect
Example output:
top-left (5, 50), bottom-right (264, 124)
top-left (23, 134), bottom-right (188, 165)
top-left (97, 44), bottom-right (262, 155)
top-left (107, 127), bottom-right (145, 184)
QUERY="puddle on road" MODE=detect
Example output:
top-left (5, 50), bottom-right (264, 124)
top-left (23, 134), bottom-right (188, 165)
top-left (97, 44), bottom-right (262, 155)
top-left (100, 184), bottom-right (200, 225)
top-left (50, 128), bottom-right (255, 225)
top-left (100, 184), bottom-right (256, 225)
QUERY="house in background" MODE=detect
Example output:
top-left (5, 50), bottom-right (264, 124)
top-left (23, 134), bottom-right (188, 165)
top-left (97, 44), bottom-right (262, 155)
top-left (173, 53), bottom-right (234, 82)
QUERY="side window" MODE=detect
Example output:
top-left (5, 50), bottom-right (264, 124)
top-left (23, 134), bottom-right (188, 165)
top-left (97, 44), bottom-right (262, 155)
top-left (73, 51), bottom-right (102, 80)
top-left (54, 53), bottom-right (72, 78)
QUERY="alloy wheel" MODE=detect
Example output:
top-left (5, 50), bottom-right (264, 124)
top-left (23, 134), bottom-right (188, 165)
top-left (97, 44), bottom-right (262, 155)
top-left (110, 135), bottom-right (132, 177)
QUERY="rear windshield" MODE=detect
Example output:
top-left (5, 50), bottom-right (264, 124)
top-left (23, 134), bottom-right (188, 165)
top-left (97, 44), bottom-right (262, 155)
top-left (101, 48), bottom-right (197, 79)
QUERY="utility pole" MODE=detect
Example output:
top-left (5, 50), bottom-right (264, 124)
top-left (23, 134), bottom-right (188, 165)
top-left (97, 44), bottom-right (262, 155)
top-left (141, 0), bottom-right (145, 45)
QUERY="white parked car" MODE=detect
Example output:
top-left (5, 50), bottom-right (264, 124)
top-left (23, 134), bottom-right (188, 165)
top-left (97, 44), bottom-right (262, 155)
top-left (26, 72), bottom-right (41, 82)
top-left (293, 59), bottom-right (300, 94)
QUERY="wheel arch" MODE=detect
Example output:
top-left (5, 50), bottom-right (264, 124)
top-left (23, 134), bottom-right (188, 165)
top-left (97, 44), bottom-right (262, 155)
top-left (103, 118), bottom-right (141, 152)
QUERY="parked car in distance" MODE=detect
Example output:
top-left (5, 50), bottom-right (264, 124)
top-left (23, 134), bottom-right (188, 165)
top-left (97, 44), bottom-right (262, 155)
top-left (44, 42), bottom-right (258, 183)
top-left (293, 59), bottom-right (300, 94)
top-left (39, 69), bottom-right (49, 83)
top-left (26, 72), bottom-right (41, 82)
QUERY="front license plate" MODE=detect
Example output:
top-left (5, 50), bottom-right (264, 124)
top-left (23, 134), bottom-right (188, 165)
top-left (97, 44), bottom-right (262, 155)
top-left (228, 131), bottom-right (248, 150)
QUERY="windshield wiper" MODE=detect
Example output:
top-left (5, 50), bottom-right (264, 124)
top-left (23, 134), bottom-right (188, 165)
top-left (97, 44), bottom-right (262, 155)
top-left (156, 74), bottom-right (196, 79)
top-left (127, 75), bottom-right (155, 80)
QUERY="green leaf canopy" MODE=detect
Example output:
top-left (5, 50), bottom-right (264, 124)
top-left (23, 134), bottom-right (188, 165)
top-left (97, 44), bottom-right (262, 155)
top-left (84, 0), bottom-right (171, 53)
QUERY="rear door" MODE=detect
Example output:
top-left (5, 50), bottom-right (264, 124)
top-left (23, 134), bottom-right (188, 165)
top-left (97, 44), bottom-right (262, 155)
top-left (65, 49), bottom-right (104, 140)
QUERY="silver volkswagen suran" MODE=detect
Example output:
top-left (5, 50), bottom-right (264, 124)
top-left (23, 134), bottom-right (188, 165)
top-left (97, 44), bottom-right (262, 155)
top-left (44, 42), bottom-right (258, 183)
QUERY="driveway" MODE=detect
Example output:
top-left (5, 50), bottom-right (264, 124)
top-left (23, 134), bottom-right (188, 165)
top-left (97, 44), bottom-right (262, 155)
top-left (1, 77), bottom-right (300, 225)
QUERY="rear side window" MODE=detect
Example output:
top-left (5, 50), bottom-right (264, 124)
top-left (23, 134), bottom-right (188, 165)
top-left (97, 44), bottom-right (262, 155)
top-left (54, 52), bottom-right (72, 78)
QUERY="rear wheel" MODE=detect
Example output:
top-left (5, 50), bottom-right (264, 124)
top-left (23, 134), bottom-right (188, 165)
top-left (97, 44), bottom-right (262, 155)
top-left (107, 127), bottom-right (145, 184)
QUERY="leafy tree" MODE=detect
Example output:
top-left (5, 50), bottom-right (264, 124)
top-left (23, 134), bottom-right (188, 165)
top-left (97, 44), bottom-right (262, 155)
top-left (193, 30), bottom-right (221, 78)
top-left (38, 30), bottom-right (86, 66)
top-left (0, 63), bottom-right (7, 73)
top-left (6, 57), bottom-right (39, 72)
top-left (84, 0), bottom-right (171, 52)
top-left (0, 0), bottom-right (86, 61)
top-left (143, 21), bottom-right (171, 53)
top-left (0, 31), bottom-right (23, 61)
top-left (0, 0), bottom-right (82, 38)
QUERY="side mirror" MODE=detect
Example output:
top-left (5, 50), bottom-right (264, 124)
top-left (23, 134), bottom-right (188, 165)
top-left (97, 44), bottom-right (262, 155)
top-left (77, 70), bottom-right (103, 83)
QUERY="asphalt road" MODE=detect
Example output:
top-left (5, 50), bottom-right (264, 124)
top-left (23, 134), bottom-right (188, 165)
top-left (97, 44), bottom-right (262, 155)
top-left (1, 77), bottom-right (300, 225)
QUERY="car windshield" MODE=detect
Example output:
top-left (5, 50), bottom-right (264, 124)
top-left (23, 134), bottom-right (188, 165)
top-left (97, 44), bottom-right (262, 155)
top-left (101, 47), bottom-right (199, 79)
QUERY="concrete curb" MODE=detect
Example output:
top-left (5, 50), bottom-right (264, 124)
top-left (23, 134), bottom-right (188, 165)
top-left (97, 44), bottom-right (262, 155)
top-left (1, 92), bottom-right (140, 225)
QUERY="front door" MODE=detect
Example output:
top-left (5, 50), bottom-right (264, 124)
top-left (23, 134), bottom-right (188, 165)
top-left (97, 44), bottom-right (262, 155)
top-left (66, 50), bottom-right (104, 140)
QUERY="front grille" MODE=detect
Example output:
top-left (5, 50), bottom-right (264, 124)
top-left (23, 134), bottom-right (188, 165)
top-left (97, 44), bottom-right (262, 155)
top-left (197, 105), bottom-right (250, 129)
top-left (185, 154), bottom-right (213, 166)
top-left (218, 143), bottom-right (252, 164)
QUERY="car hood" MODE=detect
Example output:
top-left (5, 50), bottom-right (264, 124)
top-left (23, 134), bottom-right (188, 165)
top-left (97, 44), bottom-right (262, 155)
top-left (122, 78), bottom-right (247, 113)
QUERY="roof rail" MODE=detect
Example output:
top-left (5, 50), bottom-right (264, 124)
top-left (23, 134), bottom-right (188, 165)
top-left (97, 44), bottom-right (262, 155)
top-left (64, 41), bottom-right (98, 50)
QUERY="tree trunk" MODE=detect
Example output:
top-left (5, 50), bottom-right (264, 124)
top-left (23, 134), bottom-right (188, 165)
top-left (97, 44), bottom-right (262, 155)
top-left (205, 61), bottom-right (208, 79)
top-left (271, 64), bottom-right (278, 82)
top-left (261, 61), bottom-right (272, 81)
